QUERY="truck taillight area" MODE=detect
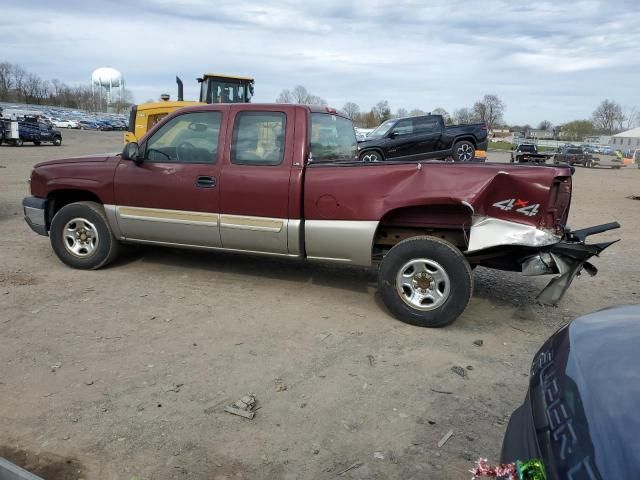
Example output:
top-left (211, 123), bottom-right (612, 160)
top-left (546, 176), bottom-right (572, 230)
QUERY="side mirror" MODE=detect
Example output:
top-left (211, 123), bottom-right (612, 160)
top-left (122, 142), bottom-right (142, 164)
top-left (389, 131), bottom-right (399, 139)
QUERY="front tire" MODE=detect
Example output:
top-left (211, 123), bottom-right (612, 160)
top-left (359, 150), bottom-right (383, 162)
top-left (50, 201), bottom-right (120, 270)
top-left (53, 137), bottom-right (62, 146)
top-left (14, 138), bottom-right (24, 147)
top-left (452, 141), bottom-right (475, 162)
top-left (378, 236), bottom-right (473, 327)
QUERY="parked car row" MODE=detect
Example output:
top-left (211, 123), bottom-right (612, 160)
top-left (0, 102), bottom-right (128, 132)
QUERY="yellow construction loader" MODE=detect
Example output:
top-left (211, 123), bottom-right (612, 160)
top-left (124, 74), bottom-right (254, 143)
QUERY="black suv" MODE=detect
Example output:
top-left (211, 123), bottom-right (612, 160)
top-left (357, 114), bottom-right (488, 162)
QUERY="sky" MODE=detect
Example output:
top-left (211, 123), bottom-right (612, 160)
top-left (2, 0), bottom-right (639, 125)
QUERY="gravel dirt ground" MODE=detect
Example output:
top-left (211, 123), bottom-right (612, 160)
top-left (1, 131), bottom-right (638, 479)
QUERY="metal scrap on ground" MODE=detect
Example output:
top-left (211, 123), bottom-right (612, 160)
top-left (438, 429), bottom-right (454, 448)
top-left (224, 394), bottom-right (258, 419)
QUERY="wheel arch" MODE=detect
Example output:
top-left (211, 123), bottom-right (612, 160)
top-left (372, 203), bottom-right (473, 258)
top-left (359, 147), bottom-right (385, 160)
top-left (46, 189), bottom-right (104, 226)
top-left (453, 135), bottom-right (477, 148)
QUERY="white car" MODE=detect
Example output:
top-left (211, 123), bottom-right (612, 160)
top-left (52, 119), bottom-right (79, 129)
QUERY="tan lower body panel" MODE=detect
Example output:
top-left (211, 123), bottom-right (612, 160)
top-left (106, 205), bottom-right (375, 264)
top-left (113, 205), bottom-right (222, 247)
top-left (220, 214), bottom-right (289, 254)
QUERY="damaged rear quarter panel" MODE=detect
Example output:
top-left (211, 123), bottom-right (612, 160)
top-left (304, 162), bottom-right (572, 230)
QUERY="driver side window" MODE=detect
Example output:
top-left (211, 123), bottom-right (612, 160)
top-left (145, 111), bottom-right (222, 164)
top-left (392, 119), bottom-right (413, 136)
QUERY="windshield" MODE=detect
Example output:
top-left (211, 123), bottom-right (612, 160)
top-left (201, 79), bottom-right (248, 103)
top-left (568, 148), bottom-right (583, 154)
top-left (310, 113), bottom-right (357, 162)
top-left (367, 119), bottom-right (395, 139)
top-left (519, 144), bottom-right (536, 152)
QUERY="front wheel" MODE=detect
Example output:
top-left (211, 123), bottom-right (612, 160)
top-left (359, 150), bottom-right (383, 162)
top-left (50, 201), bottom-right (120, 270)
top-left (378, 236), bottom-right (473, 327)
top-left (14, 138), bottom-right (24, 147)
top-left (452, 141), bottom-right (475, 162)
top-left (53, 137), bottom-right (62, 146)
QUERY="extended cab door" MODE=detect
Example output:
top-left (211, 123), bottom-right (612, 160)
top-left (411, 116), bottom-right (443, 157)
top-left (385, 118), bottom-right (416, 159)
top-left (218, 105), bottom-right (296, 254)
top-left (113, 109), bottom-right (225, 247)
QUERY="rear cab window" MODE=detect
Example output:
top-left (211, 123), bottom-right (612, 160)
top-left (310, 113), bottom-right (357, 163)
top-left (231, 112), bottom-right (286, 166)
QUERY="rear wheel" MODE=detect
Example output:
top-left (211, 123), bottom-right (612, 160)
top-left (14, 138), bottom-right (23, 147)
top-left (378, 236), bottom-right (473, 327)
top-left (452, 141), bottom-right (475, 162)
top-left (50, 201), bottom-right (120, 270)
top-left (360, 150), bottom-right (383, 162)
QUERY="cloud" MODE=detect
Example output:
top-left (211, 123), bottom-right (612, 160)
top-left (2, 0), bottom-right (639, 124)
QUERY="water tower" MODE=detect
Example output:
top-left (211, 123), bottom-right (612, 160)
top-left (91, 67), bottom-right (124, 107)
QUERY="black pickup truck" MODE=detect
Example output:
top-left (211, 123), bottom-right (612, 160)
top-left (510, 143), bottom-right (551, 163)
top-left (357, 114), bottom-right (488, 162)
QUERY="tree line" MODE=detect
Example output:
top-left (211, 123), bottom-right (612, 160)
top-left (0, 62), bottom-right (134, 113)
top-left (510, 100), bottom-right (639, 141)
top-left (276, 86), bottom-right (506, 132)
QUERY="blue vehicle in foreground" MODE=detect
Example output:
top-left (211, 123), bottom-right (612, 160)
top-left (501, 305), bottom-right (640, 479)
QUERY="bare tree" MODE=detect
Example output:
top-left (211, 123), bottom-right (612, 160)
top-left (276, 89), bottom-right (293, 103)
top-left (472, 94), bottom-right (505, 132)
top-left (395, 108), bottom-right (408, 118)
top-left (0, 62), bottom-right (13, 100)
top-left (372, 100), bottom-right (391, 123)
top-left (453, 107), bottom-right (473, 124)
top-left (409, 108), bottom-right (426, 117)
top-left (538, 120), bottom-right (552, 131)
top-left (111, 88), bottom-right (135, 113)
top-left (276, 85), bottom-right (326, 105)
top-left (622, 106), bottom-right (639, 131)
top-left (432, 107), bottom-right (452, 124)
top-left (341, 102), bottom-right (360, 120)
top-left (592, 99), bottom-right (624, 134)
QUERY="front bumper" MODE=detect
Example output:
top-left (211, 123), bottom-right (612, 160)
top-left (23, 196), bottom-right (48, 236)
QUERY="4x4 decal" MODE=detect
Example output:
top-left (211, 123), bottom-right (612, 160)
top-left (492, 198), bottom-right (540, 217)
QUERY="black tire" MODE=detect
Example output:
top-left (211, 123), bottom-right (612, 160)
top-left (359, 150), bottom-right (383, 162)
top-left (14, 138), bottom-right (23, 147)
top-left (33, 140), bottom-right (41, 146)
top-left (452, 140), bottom-right (475, 162)
top-left (378, 236), bottom-right (473, 327)
top-left (53, 137), bottom-right (62, 146)
top-left (50, 201), bottom-right (120, 270)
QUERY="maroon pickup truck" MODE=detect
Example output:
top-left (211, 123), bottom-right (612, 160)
top-left (23, 104), bottom-right (619, 327)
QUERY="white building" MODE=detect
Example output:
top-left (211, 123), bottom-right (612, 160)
top-left (611, 127), bottom-right (640, 151)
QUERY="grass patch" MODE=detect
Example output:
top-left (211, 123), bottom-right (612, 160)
top-left (488, 141), bottom-right (513, 151)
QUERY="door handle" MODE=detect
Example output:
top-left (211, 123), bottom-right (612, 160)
top-left (196, 175), bottom-right (216, 188)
